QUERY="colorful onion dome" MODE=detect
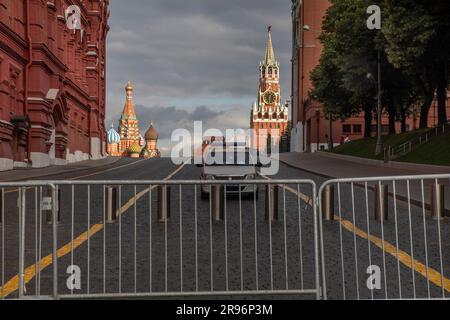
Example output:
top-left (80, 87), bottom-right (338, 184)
top-left (107, 125), bottom-right (121, 144)
top-left (128, 143), bottom-right (142, 154)
top-left (145, 122), bottom-right (159, 141)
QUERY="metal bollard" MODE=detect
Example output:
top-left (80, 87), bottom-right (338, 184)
top-left (157, 185), bottom-right (171, 223)
top-left (374, 184), bottom-right (388, 221)
top-left (45, 187), bottom-right (61, 224)
top-left (265, 185), bottom-right (279, 222)
top-left (430, 183), bottom-right (445, 220)
top-left (211, 184), bottom-right (225, 222)
top-left (322, 185), bottom-right (335, 221)
top-left (104, 186), bottom-right (118, 223)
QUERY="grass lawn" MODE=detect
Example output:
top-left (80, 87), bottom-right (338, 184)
top-left (397, 131), bottom-right (450, 166)
top-left (333, 128), bottom-right (431, 160)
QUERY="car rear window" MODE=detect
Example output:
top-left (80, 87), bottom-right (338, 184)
top-left (205, 149), bottom-right (255, 166)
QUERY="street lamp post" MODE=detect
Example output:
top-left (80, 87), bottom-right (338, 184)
top-left (298, 20), bottom-right (310, 152)
top-left (367, 50), bottom-right (383, 156)
top-left (316, 109), bottom-right (320, 152)
top-left (328, 111), bottom-right (333, 151)
top-left (375, 50), bottom-right (383, 155)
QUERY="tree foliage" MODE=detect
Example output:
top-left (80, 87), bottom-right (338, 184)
top-left (310, 0), bottom-right (450, 133)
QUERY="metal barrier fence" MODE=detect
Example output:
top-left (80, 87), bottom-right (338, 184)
top-left (2, 174), bottom-right (449, 300)
top-left (0, 179), bottom-right (320, 300)
top-left (318, 174), bottom-right (450, 300)
top-left (0, 182), bottom-right (57, 300)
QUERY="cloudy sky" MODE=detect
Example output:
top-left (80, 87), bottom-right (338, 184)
top-left (106, 0), bottom-right (292, 154)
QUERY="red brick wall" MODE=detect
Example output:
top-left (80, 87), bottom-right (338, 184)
top-left (0, 0), bottom-right (108, 168)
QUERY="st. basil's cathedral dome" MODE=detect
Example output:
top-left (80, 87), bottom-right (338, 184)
top-left (107, 125), bottom-right (121, 144)
top-left (107, 81), bottom-right (161, 158)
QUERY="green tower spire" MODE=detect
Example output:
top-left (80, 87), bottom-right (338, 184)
top-left (263, 26), bottom-right (277, 66)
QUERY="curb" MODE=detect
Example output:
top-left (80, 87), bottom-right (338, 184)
top-left (0, 157), bottom-right (122, 183)
top-left (316, 151), bottom-right (450, 173)
top-left (279, 156), bottom-right (333, 180)
top-left (279, 157), bottom-right (450, 217)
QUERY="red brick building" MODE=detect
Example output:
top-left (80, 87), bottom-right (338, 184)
top-left (290, 0), bottom-right (450, 152)
top-left (0, 0), bottom-right (109, 171)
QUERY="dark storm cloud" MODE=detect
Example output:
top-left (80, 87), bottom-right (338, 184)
top-left (133, 105), bottom-right (224, 140)
top-left (106, 104), bottom-right (248, 140)
top-left (106, 0), bottom-right (291, 128)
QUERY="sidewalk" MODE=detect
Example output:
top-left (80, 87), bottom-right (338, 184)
top-left (0, 157), bottom-right (121, 182)
top-left (280, 152), bottom-right (450, 213)
top-left (280, 152), bottom-right (450, 179)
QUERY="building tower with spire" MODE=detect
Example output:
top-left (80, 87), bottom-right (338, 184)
top-left (107, 81), bottom-right (163, 158)
top-left (251, 26), bottom-right (289, 151)
top-left (118, 81), bottom-right (141, 155)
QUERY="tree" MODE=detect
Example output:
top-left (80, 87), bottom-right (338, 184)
top-left (310, 46), bottom-right (356, 118)
top-left (311, 0), bottom-right (449, 139)
top-left (383, 0), bottom-right (450, 127)
top-left (312, 0), bottom-right (393, 136)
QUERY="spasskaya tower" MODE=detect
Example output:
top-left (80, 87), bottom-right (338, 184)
top-left (251, 26), bottom-right (289, 150)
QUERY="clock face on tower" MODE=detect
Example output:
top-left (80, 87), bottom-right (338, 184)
top-left (263, 91), bottom-right (276, 104)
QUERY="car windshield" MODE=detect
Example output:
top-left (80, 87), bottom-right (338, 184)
top-left (204, 149), bottom-right (255, 166)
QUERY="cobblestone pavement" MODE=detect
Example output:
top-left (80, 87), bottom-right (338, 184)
top-left (0, 158), bottom-right (449, 300)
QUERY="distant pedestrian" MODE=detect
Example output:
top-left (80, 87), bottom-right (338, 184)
top-left (344, 135), bottom-right (350, 144)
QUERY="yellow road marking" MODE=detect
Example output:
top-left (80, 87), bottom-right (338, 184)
top-left (71, 158), bottom-right (149, 180)
top-left (284, 185), bottom-right (314, 206)
top-left (1, 224), bottom-right (103, 298)
top-left (339, 218), bottom-right (450, 292)
top-left (260, 174), bottom-right (450, 293)
top-left (0, 163), bottom-right (185, 298)
top-left (116, 162), bottom-right (185, 215)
